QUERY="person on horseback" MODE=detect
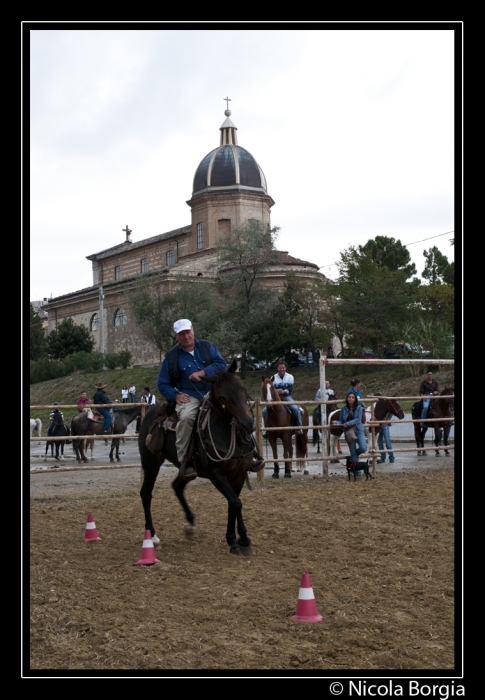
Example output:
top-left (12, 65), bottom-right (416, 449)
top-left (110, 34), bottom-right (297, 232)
top-left (76, 391), bottom-right (92, 412)
top-left (419, 370), bottom-right (439, 428)
top-left (47, 402), bottom-right (64, 437)
top-left (263, 360), bottom-right (304, 435)
top-left (93, 382), bottom-right (113, 439)
top-left (157, 319), bottom-right (229, 480)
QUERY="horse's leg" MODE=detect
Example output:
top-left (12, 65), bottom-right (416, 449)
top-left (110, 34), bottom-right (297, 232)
top-left (283, 435), bottom-right (292, 477)
top-left (444, 424), bottom-right (451, 456)
top-left (269, 437), bottom-right (280, 478)
top-left (171, 475), bottom-right (196, 540)
top-left (434, 426), bottom-right (440, 456)
top-left (140, 452), bottom-right (163, 547)
top-left (297, 434), bottom-right (309, 475)
top-left (209, 470), bottom-right (252, 555)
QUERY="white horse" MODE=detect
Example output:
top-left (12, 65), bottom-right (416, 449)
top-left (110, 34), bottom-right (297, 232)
top-left (30, 418), bottom-right (42, 445)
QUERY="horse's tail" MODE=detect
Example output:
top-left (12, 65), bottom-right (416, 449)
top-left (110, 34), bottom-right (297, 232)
top-left (296, 433), bottom-right (308, 458)
top-left (35, 418), bottom-right (42, 437)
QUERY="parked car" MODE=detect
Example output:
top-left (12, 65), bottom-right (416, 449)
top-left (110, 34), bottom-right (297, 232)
top-left (383, 342), bottom-right (430, 358)
top-left (299, 352), bottom-right (314, 366)
top-left (361, 347), bottom-right (375, 358)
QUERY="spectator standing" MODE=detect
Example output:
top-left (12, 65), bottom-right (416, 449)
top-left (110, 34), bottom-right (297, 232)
top-left (121, 385), bottom-right (129, 403)
top-left (419, 370), bottom-right (439, 427)
top-left (129, 384), bottom-right (136, 403)
top-left (136, 387), bottom-right (157, 433)
top-left (335, 392), bottom-right (367, 466)
top-left (374, 394), bottom-right (395, 464)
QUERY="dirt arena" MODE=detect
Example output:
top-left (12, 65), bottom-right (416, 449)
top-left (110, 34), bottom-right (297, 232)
top-left (28, 456), bottom-right (457, 675)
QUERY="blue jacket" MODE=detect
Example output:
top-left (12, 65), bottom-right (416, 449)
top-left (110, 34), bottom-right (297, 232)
top-left (157, 339), bottom-right (227, 403)
top-left (339, 404), bottom-right (364, 430)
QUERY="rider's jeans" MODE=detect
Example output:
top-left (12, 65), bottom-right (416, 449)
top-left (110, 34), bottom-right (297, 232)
top-left (421, 395), bottom-right (432, 420)
top-left (99, 408), bottom-right (112, 432)
top-left (262, 395), bottom-right (302, 426)
top-left (175, 396), bottom-right (201, 464)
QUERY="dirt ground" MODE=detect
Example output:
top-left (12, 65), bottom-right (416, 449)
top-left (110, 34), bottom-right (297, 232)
top-left (28, 442), bottom-right (457, 675)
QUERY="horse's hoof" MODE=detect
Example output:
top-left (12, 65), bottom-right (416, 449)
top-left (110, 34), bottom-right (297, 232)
top-left (303, 469), bottom-right (309, 475)
top-left (152, 534), bottom-right (161, 549)
top-left (239, 543), bottom-right (254, 556)
top-left (284, 472), bottom-right (291, 478)
top-left (272, 473), bottom-right (279, 479)
top-left (184, 522), bottom-right (196, 540)
top-left (230, 546), bottom-right (241, 555)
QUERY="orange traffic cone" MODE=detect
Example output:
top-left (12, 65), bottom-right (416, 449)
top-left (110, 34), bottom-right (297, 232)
top-left (133, 530), bottom-right (160, 566)
top-left (291, 573), bottom-right (323, 622)
top-left (84, 513), bottom-right (101, 541)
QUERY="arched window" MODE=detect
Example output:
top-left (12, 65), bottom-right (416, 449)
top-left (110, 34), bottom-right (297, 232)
top-left (114, 308), bottom-right (127, 326)
top-left (141, 258), bottom-right (149, 273)
top-left (90, 313), bottom-right (99, 331)
top-left (115, 265), bottom-right (122, 280)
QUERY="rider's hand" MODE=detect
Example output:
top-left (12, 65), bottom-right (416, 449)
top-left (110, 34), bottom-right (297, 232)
top-left (175, 392), bottom-right (191, 404)
top-left (188, 370), bottom-right (206, 382)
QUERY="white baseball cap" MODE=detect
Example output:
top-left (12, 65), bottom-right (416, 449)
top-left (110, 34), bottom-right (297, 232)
top-left (173, 319), bottom-right (192, 334)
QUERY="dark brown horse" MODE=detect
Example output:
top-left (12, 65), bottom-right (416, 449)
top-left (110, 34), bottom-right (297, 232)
top-left (43, 411), bottom-right (69, 462)
top-left (413, 388), bottom-right (454, 456)
top-left (71, 405), bottom-right (142, 463)
top-left (262, 376), bottom-right (309, 478)
top-left (138, 359), bottom-right (258, 556)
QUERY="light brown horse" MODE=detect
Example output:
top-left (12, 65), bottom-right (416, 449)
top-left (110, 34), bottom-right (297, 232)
top-left (262, 377), bottom-right (309, 478)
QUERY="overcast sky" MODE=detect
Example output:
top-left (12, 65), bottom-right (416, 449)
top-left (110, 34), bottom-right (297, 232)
top-left (28, 25), bottom-right (458, 301)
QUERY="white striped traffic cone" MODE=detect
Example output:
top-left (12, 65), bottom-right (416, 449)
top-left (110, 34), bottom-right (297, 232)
top-left (291, 573), bottom-right (323, 622)
top-left (84, 513), bottom-right (101, 541)
top-left (133, 530), bottom-right (160, 566)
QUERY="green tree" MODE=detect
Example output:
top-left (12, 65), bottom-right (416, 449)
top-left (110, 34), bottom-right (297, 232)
top-left (47, 317), bottom-right (94, 359)
top-left (258, 272), bottom-right (329, 365)
top-left (126, 273), bottom-right (216, 362)
top-left (360, 236), bottom-right (416, 277)
top-left (215, 221), bottom-right (281, 375)
top-left (328, 242), bottom-right (419, 355)
top-left (422, 246), bottom-right (451, 284)
top-left (415, 283), bottom-right (454, 329)
top-left (30, 304), bottom-right (47, 360)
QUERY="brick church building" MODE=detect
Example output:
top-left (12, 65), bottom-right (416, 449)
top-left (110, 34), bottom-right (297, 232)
top-left (44, 107), bottom-right (326, 366)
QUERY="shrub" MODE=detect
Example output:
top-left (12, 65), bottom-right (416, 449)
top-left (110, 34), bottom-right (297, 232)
top-left (117, 350), bottom-right (132, 369)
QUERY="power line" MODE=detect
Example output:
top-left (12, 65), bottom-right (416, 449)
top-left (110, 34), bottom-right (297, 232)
top-left (318, 230), bottom-right (455, 271)
top-left (404, 231), bottom-right (454, 247)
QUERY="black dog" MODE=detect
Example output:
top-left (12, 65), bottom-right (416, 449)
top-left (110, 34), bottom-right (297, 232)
top-left (346, 457), bottom-right (373, 482)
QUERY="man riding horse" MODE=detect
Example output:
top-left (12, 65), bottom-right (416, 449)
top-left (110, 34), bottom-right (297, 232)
top-left (262, 359), bottom-right (304, 434)
top-left (157, 319), bottom-right (264, 481)
top-left (419, 370), bottom-right (439, 427)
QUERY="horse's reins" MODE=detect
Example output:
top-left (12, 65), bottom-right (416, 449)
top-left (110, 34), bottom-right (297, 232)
top-left (197, 386), bottom-right (255, 463)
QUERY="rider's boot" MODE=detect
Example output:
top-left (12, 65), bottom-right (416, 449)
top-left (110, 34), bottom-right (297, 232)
top-left (103, 429), bottom-right (109, 446)
top-left (250, 451), bottom-right (265, 472)
top-left (178, 454), bottom-right (197, 481)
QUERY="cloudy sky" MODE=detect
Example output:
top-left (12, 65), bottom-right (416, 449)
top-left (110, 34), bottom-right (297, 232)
top-left (28, 24), bottom-right (458, 301)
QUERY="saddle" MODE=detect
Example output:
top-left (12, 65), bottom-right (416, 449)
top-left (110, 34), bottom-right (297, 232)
top-left (144, 401), bottom-right (189, 454)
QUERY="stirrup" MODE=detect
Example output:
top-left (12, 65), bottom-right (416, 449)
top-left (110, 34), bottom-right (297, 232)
top-left (250, 457), bottom-right (265, 473)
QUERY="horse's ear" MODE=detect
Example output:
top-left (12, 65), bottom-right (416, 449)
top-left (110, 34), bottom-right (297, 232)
top-left (228, 358), bottom-right (238, 374)
top-left (262, 376), bottom-right (266, 383)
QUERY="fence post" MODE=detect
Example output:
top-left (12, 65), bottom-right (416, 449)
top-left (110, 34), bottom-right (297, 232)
top-left (370, 398), bottom-right (377, 477)
top-left (254, 398), bottom-right (264, 481)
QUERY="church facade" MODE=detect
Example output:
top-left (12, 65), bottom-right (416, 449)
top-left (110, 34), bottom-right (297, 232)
top-left (44, 108), bottom-right (325, 366)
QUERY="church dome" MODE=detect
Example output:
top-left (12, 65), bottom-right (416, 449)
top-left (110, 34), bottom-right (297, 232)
top-left (192, 110), bottom-right (268, 197)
